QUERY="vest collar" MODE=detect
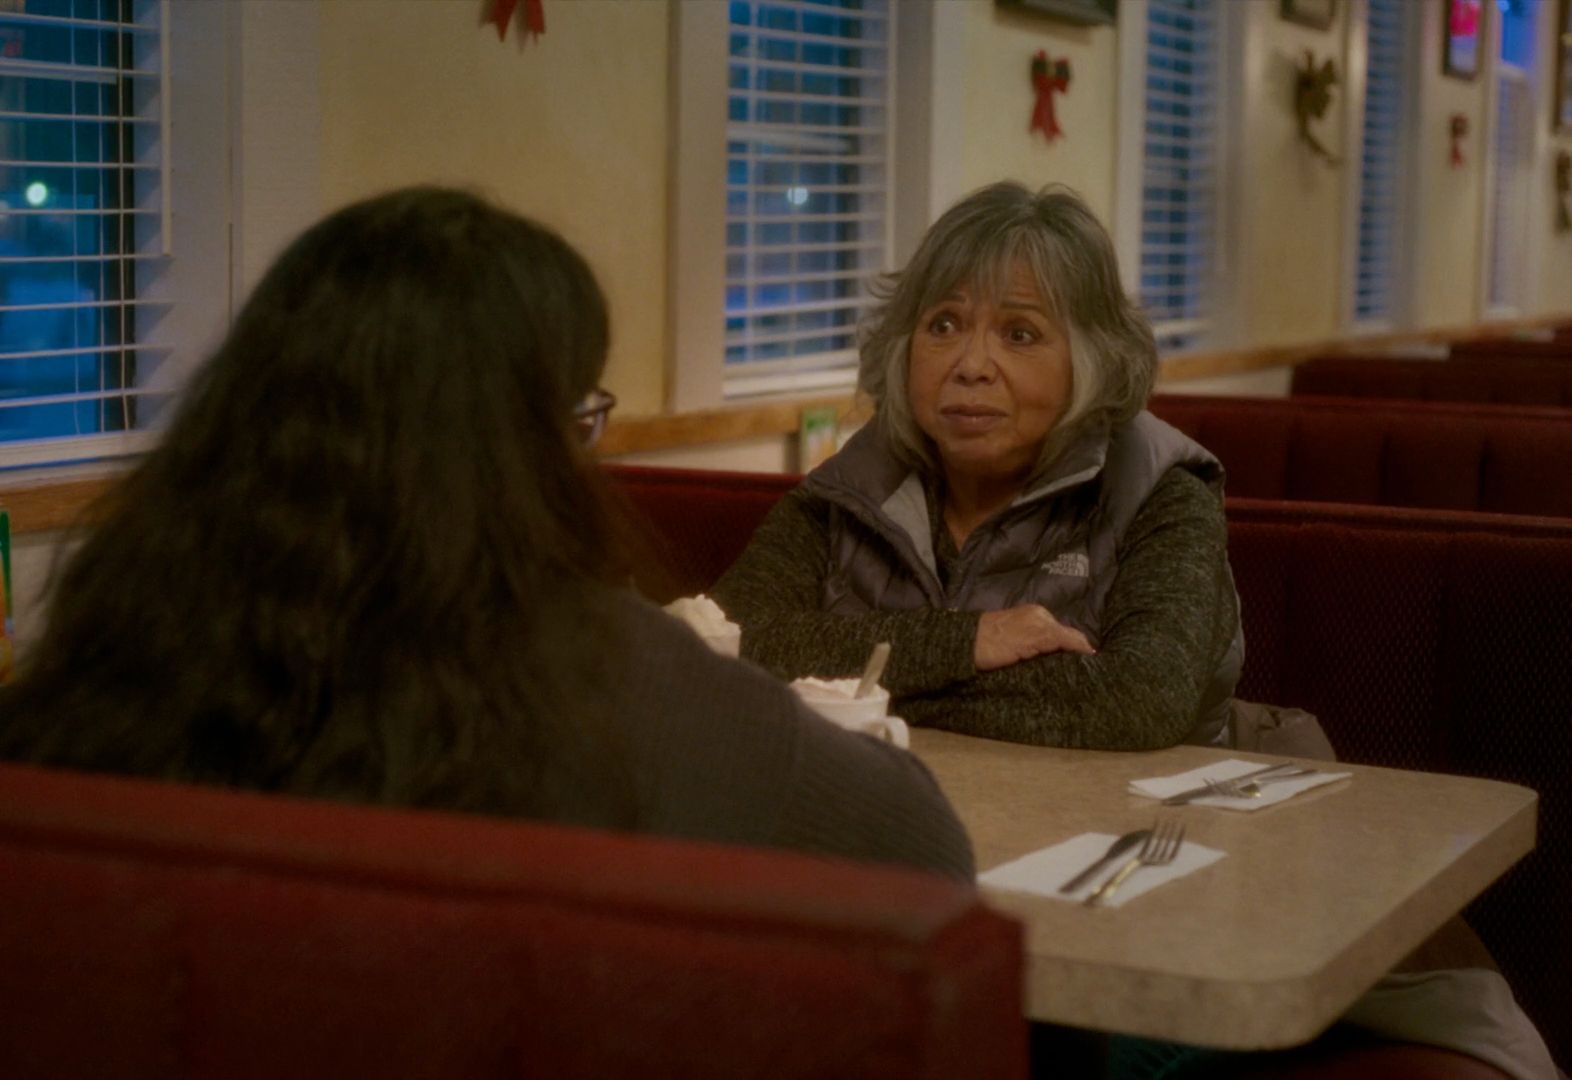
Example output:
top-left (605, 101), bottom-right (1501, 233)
top-left (804, 421), bottom-right (1114, 580)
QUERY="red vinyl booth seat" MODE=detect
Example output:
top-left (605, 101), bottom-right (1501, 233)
top-left (605, 465), bottom-right (1572, 1066)
top-left (1290, 355), bottom-right (1572, 407)
top-left (0, 762), bottom-right (1025, 1080)
top-left (1147, 394), bottom-right (1572, 516)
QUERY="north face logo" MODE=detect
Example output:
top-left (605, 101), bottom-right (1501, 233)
top-left (1041, 552), bottom-right (1090, 577)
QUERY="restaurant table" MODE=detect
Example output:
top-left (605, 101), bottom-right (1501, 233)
top-left (910, 729), bottom-right (1538, 1050)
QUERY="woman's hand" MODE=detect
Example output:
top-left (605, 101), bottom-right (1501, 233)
top-left (974, 605), bottom-right (1096, 671)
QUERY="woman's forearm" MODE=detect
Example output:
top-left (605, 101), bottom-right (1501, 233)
top-left (901, 470), bottom-right (1235, 749)
top-left (713, 491), bottom-right (978, 695)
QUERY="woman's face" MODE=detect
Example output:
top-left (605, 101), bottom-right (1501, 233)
top-left (906, 260), bottom-right (1072, 489)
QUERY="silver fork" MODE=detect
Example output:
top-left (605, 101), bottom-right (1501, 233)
top-left (1083, 819), bottom-right (1185, 907)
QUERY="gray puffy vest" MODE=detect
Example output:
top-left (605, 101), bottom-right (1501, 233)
top-left (802, 412), bottom-right (1243, 746)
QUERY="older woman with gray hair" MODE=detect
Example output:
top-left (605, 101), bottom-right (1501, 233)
top-left (713, 181), bottom-right (1242, 750)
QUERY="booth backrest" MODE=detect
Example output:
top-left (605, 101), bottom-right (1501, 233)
top-left (1448, 339), bottom-right (1572, 361)
top-left (1147, 394), bottom-right (1572, 515)
top-left (605, 465), bottom-right (1572, 1060)
top-left (0, 761), bottom-right (1025, 1080)
top-left (1223, 499), bottom-right (1572, 1065)
top-left (1290, 355), bottom-right (1572, 406)
top-left (610, 465), bottom-right (800, 604)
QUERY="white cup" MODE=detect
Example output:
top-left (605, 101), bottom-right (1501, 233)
top-left (789, 679), bottom-right (909, 748)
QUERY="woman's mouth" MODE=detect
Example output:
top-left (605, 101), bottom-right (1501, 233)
top-left (939, 405), bottom-right (1006, 433)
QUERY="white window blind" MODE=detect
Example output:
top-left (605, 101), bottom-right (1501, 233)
top-left (0, 0), bottom-right (170, 469)
top-left (723, 0), bottom-right (891, 398)
top-left (1137, 0), bottom-right (1218, 354)
top-left (1352, 0), bottom-right (1409, 326)
top-left (1486, 1), bottom-right (1537, 314)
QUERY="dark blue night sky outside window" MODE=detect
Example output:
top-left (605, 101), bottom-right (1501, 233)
top-left (0, 0), bottom-right (136, 445)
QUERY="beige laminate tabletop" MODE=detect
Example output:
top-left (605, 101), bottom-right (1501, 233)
top-left (910, 729), bottom-right (1538, 1051)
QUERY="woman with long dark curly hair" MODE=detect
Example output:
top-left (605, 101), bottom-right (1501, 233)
top-left (0, 187), bottom-right (971, 881)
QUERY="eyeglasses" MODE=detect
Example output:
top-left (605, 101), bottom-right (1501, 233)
top-left (573, 387), bottom-right (617, 448)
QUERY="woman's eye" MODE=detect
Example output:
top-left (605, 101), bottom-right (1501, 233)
top-left (927, 312), bottom-right (959, 335)
top-left (1004, 324), bottom-right (1040, 345)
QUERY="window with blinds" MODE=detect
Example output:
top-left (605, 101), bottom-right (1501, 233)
top-left (723, 0), bottom-right (891, 398)
top-left (1352, 0), bottom-right (1409, 326)
top-left (1486, 0), bottom-right (1537, 314)
top-left (0, 0), bottom-right (168, 468)
top-left (1137, 0), bottom-right (1218, 354)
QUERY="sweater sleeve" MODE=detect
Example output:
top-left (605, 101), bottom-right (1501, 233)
top-left (604, 592), bottom-right (975, 882)
top-left (900, 468), bottom-right (1237, 750)
top-left (712, 489), bottom-right (979, 696)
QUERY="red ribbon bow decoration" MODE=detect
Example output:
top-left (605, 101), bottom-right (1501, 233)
top-left (492, 0), bottom-right (545, 42)
top-left (1030, 50), bottom-right (1071, 142)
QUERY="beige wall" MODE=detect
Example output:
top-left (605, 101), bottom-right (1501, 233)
top-left (317, 0), bottom-right (671, 414)
top-left (953, 2), bottom-right (1120, 224)
top-left (1235, 2), bottom-right (1351, 346)
top-left (1410, 0), bottom-right (1490, 329)
top-left (303, 0), bottom-right (1570, 418)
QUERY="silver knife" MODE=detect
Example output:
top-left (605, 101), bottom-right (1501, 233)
top-left (1160, 762), bottom-right (1302, 806)
top-left (1058, 828), bottom-right (1151, 894)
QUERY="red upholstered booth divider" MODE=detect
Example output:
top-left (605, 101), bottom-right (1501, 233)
top-left (1147, 394), bottom-right (1572, 516)
top-left (1448, 338), bottom-right (1572, 361)
top-left (605, 465), bottom-right (800, 605)
top-left (605, 465), bottom-right (1572, 1064)
top-left (1290, 355), bottom-right (1572, 407)
top-left (0, 761), bottom-right (1025, 1079)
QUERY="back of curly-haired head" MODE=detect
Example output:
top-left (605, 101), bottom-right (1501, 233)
top-left (0, 186), bottom-right (633, 819)
top-left (858, 181), bottom-right (1157, 476)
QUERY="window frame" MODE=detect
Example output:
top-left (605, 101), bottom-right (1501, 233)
top-left (1476, 0), bottom-right (1547, 320)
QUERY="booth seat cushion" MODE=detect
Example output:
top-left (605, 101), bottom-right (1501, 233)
top-left (1148, 395), bottom-right (1572, 516)
top-left (0, 762), bottom-right (1025, 1080)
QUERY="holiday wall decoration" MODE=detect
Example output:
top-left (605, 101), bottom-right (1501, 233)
top-left (491, 0), bottom-right (545, 43)
top-left (1294, 51), bottom-right (1339, 166)
top-left (1030, 51), bottom-right (1071, 142)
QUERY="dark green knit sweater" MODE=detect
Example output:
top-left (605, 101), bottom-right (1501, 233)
top-left (713, 467), bottom-right (1238, 750)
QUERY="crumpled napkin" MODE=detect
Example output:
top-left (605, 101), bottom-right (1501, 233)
top-left (978, 831), bottom-right (1226, 908)
top-left (661, 594), bottom-right (741, 657)
top-left (1129, 759), bottom-right (1352, 811)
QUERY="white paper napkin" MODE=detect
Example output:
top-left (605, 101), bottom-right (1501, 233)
top-left (978, 832), bottom-right (1226, 908)
top-left (1129, 759), bottom-right (1352, 811)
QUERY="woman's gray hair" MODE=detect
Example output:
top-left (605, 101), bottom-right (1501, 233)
top-left (859, 181), bottom-right (1157, 477)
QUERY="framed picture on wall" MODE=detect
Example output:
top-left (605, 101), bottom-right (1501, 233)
top-left (1280, 0), bottom-right (1336, 31)
top-left (1444, 0), bottom-right (1484, 80)
top-left (1556, 0), bottom-right (1572, 130)
top-left (995, 0), bottom-right (1116, 26)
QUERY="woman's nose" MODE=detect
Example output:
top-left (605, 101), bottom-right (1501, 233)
top-left (951, 327), bottom-right (997, 383)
